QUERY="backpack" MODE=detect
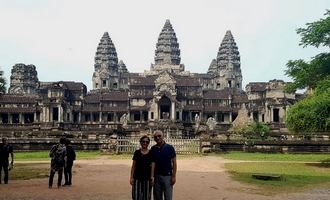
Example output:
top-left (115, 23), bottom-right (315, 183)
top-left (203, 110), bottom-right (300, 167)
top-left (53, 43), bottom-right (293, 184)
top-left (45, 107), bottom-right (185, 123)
top-left (50, 144), bottom-right (65, 167)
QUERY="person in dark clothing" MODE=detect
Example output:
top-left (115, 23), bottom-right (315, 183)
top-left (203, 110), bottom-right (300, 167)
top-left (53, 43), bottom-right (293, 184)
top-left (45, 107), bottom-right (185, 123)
top-left (63, 139), bottom-right (76, 186)
top-left (130, 135), bottom-right (153, 200)
top-left (49, 137), bottom-right (66, 188)
top-left (151, 130), bottom-right (177, 200)
top-left (0, 138), bottom-right (14, 184)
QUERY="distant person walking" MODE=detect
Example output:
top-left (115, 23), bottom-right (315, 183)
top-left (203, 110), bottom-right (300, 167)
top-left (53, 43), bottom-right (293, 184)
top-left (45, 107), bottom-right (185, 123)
top-left (49, 137), bottom-right (66, 188)
top-left (130, 135), bottom-right (153, 200)
top-left (151, 130), bottom-right (177, 200)
top-left (0, 138), bottom-right (14, 184)
top-left (63, 139), bottom-right (76, 186)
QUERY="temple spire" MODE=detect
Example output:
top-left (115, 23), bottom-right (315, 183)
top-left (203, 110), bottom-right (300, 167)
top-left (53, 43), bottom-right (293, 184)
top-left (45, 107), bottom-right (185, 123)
top-left (118, 60), bottom-right (128, 73)
top-left (94, 32), bottom-right (118, 70)
top-left (216, 30), bottom-right (240, 69)
top-left (154, 19), bottom-right (181, 65)
top-left (207, 59), bottom-right (218, 74)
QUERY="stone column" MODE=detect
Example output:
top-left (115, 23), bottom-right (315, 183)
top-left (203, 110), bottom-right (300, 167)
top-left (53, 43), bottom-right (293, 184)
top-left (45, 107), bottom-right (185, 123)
top-left (114, 112), bottom-right (117, 122)
top-left (48, 107), bottom-right (51, 122)
top-left (140, 111), bottom-right (143, 122)
top-left (189, 112), bottom-right (192, 122)
top-left (34, 112), bottom-right (37, 122)
top-left (20, 113), bottom-right (23, 124)
top-left (8, 113), bottom-right (12, 124)
top-left (229, 112), bottom-right (232, 122)
top-left (99, 112), bottom-right (102, 122)
top-left (156, 102), bottom-right (159, 120)
top-left (78, 112), bottom-right (81, 123)
top-left (171, 102), bottom-right (175, 120)
top-left (58, 106), bottom-right (62, 122)
top-left (215, 112), bottom-right (218, 122)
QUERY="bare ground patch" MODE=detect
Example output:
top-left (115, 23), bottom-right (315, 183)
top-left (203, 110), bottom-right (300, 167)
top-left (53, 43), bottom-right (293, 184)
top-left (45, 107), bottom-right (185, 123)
top-left (0, 156), bottom-right (329, 200)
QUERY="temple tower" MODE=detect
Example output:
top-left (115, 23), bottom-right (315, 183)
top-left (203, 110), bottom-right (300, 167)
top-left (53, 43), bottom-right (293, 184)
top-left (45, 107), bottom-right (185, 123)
top-left (92, 32), bottom-right (120, 90)
top-left (8, 63), bottom-right (38, 94)
top-left (208, 30), bottom-right (242, 90)
top-left (149, 20), bottom-right (185, 74)
top-left (118, 60), bottom-right (128, 73)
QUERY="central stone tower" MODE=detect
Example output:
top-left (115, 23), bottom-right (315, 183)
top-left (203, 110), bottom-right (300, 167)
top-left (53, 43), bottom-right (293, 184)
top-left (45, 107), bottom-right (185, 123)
top-left (92, 32), bottom-right (123, 90)
top-left (149, 20), bottom-right (185, 74)
top-left (208, 30), bottom-right (242, 90)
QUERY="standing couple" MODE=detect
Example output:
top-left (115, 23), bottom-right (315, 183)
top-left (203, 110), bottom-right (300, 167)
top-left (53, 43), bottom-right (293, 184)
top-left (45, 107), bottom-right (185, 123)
top-left (49, 137), bottom-right (76, 188)
top-left (130, 130), bottom-right (177, 200)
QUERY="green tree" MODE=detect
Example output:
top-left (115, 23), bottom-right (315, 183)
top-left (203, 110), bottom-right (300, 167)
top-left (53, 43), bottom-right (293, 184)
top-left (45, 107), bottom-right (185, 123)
top-left (285, 10), bottom-right (330, 93)
top-left (285, 10), bottom-right (330, 133)
top-left (230, 121), bottom-right (270, 141)
top-left (286, 87), bottom-right (330, 133)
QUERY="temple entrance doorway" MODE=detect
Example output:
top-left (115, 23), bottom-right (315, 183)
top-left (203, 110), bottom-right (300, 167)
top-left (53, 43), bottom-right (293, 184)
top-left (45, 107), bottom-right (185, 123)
top-left (159, 96), bottom-right (171, 119)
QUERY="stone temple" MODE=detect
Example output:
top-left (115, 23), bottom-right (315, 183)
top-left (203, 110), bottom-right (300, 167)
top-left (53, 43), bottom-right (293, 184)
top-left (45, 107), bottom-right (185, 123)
top-left (0, 20), bottom-right (297, 137)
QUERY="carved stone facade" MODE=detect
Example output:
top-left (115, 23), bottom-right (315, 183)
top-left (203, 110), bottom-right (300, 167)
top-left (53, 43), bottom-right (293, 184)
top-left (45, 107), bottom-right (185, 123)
top-left (8, 63), bottom-right (38, 94)
top-left (0, 20), bottom-right (297, 137)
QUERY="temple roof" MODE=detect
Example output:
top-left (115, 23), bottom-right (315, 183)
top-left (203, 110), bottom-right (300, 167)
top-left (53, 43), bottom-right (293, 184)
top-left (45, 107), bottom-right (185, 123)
top-left (216, 30), bottom-right (240, 69)
top-left (176, 77), bottom-right (201, 87)
top-left (129, 76), bottom-right (155, 86)
top-left (118, 60), bottom-right (128, 73)
top-left (203, 89), bottom-right (232, 99)
top-left (207, 59), bottom-right (218, 74)
top-left (94, 32), bottom-right (118, 70)
top-left (0, 94), bottom-right (36, 103)
top-left (154, 20), bottom-right (181, 65)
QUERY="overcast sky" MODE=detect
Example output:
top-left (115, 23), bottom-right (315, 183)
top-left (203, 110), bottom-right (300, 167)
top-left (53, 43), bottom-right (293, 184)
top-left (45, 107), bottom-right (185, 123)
top-left (0, 0), bottom-right (329, 91)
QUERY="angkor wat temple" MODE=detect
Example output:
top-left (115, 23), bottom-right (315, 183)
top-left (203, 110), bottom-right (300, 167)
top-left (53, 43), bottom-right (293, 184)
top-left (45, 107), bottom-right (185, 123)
top-left (0, 20), bottom-right (298, 139)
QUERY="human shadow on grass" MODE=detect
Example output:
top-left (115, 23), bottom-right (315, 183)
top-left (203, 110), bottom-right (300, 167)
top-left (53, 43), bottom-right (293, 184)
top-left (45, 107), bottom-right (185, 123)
top-left (306, 159), bottom-right (330, 168)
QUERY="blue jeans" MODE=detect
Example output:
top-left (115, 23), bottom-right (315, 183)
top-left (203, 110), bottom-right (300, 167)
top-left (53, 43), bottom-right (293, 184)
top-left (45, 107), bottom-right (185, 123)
top-left (153, 175), bottom-right (173, 200)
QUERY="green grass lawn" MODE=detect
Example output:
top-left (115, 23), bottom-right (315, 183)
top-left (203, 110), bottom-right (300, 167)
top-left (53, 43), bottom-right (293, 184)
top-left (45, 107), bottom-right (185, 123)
top-left (219, 151), bottom-right (330, 162)
top-left (221, 152), bottom-right (330, 194)
top-left (15, 150), bottom-right (102, 161)
top-left (9, 163), bottom-right (49, 180)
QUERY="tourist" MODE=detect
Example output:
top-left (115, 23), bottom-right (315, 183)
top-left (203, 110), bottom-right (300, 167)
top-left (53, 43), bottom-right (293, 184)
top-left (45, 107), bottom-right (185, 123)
top-left (151, 130), bottom-right (177, 200)
top-left (130, 135), bottom-right (153, 200)
top-left (0, 137), bottom-right (14, 184)
top-left (63, 139), bottom-right (76, 186)
top-left (49, 137), bottom-right (66, 188)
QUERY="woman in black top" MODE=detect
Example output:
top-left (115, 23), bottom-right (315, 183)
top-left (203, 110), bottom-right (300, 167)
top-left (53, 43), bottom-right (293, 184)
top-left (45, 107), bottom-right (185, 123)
top-left (130, 135), bottom-right (153, 200)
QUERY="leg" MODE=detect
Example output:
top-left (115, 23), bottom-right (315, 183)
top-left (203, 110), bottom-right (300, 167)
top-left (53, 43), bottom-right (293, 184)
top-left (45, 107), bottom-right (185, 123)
top-left (163, 176), bottom-right (173, 200)
top-left (0, 162), bottom-right (3, 184)
top-left (153, 175), bottom-right (163, 200)
top-left (49, 169), bottom-right (55, 188)
top-left (67, 161), bottom-right (73, 185)
top-left (57, 168), bottom-right (63, 187)
top-left (64, 166), bottom-right (69, 185)
top-left (3, 161), bottom-right (9, 184)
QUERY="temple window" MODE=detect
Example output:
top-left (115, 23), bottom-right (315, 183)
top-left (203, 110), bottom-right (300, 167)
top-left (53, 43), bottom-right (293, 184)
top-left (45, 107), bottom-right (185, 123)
top-left (273, 108), bottom-right (280, 122)
top-left (102, 80), bottom-right (107, 87)
top-left (228, 81), bottom-right (232, 88)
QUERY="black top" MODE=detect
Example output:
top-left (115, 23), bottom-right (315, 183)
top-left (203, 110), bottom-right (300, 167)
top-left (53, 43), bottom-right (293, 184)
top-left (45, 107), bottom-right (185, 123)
top-left (0, 144), bottom-right (13, 162)
top-left (132, 149), bottom-right (153, 180)
top-left (66, 146), bottom-right (76, 162)
top-left (150, 143), bottom-right (176, 176)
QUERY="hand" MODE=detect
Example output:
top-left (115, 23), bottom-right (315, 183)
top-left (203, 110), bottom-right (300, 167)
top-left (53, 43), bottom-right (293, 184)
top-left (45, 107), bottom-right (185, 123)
top-left (130, 177), bottom-right (134, 186)
top-left (150, 177), bottom-right (154, 186)
top-left (171, 176), bottom-right (176, 185)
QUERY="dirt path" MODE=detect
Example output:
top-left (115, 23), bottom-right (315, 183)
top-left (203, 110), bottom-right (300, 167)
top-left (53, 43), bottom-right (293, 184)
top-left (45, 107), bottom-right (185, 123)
top-left (0, 156), bottom-right (329, 200)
